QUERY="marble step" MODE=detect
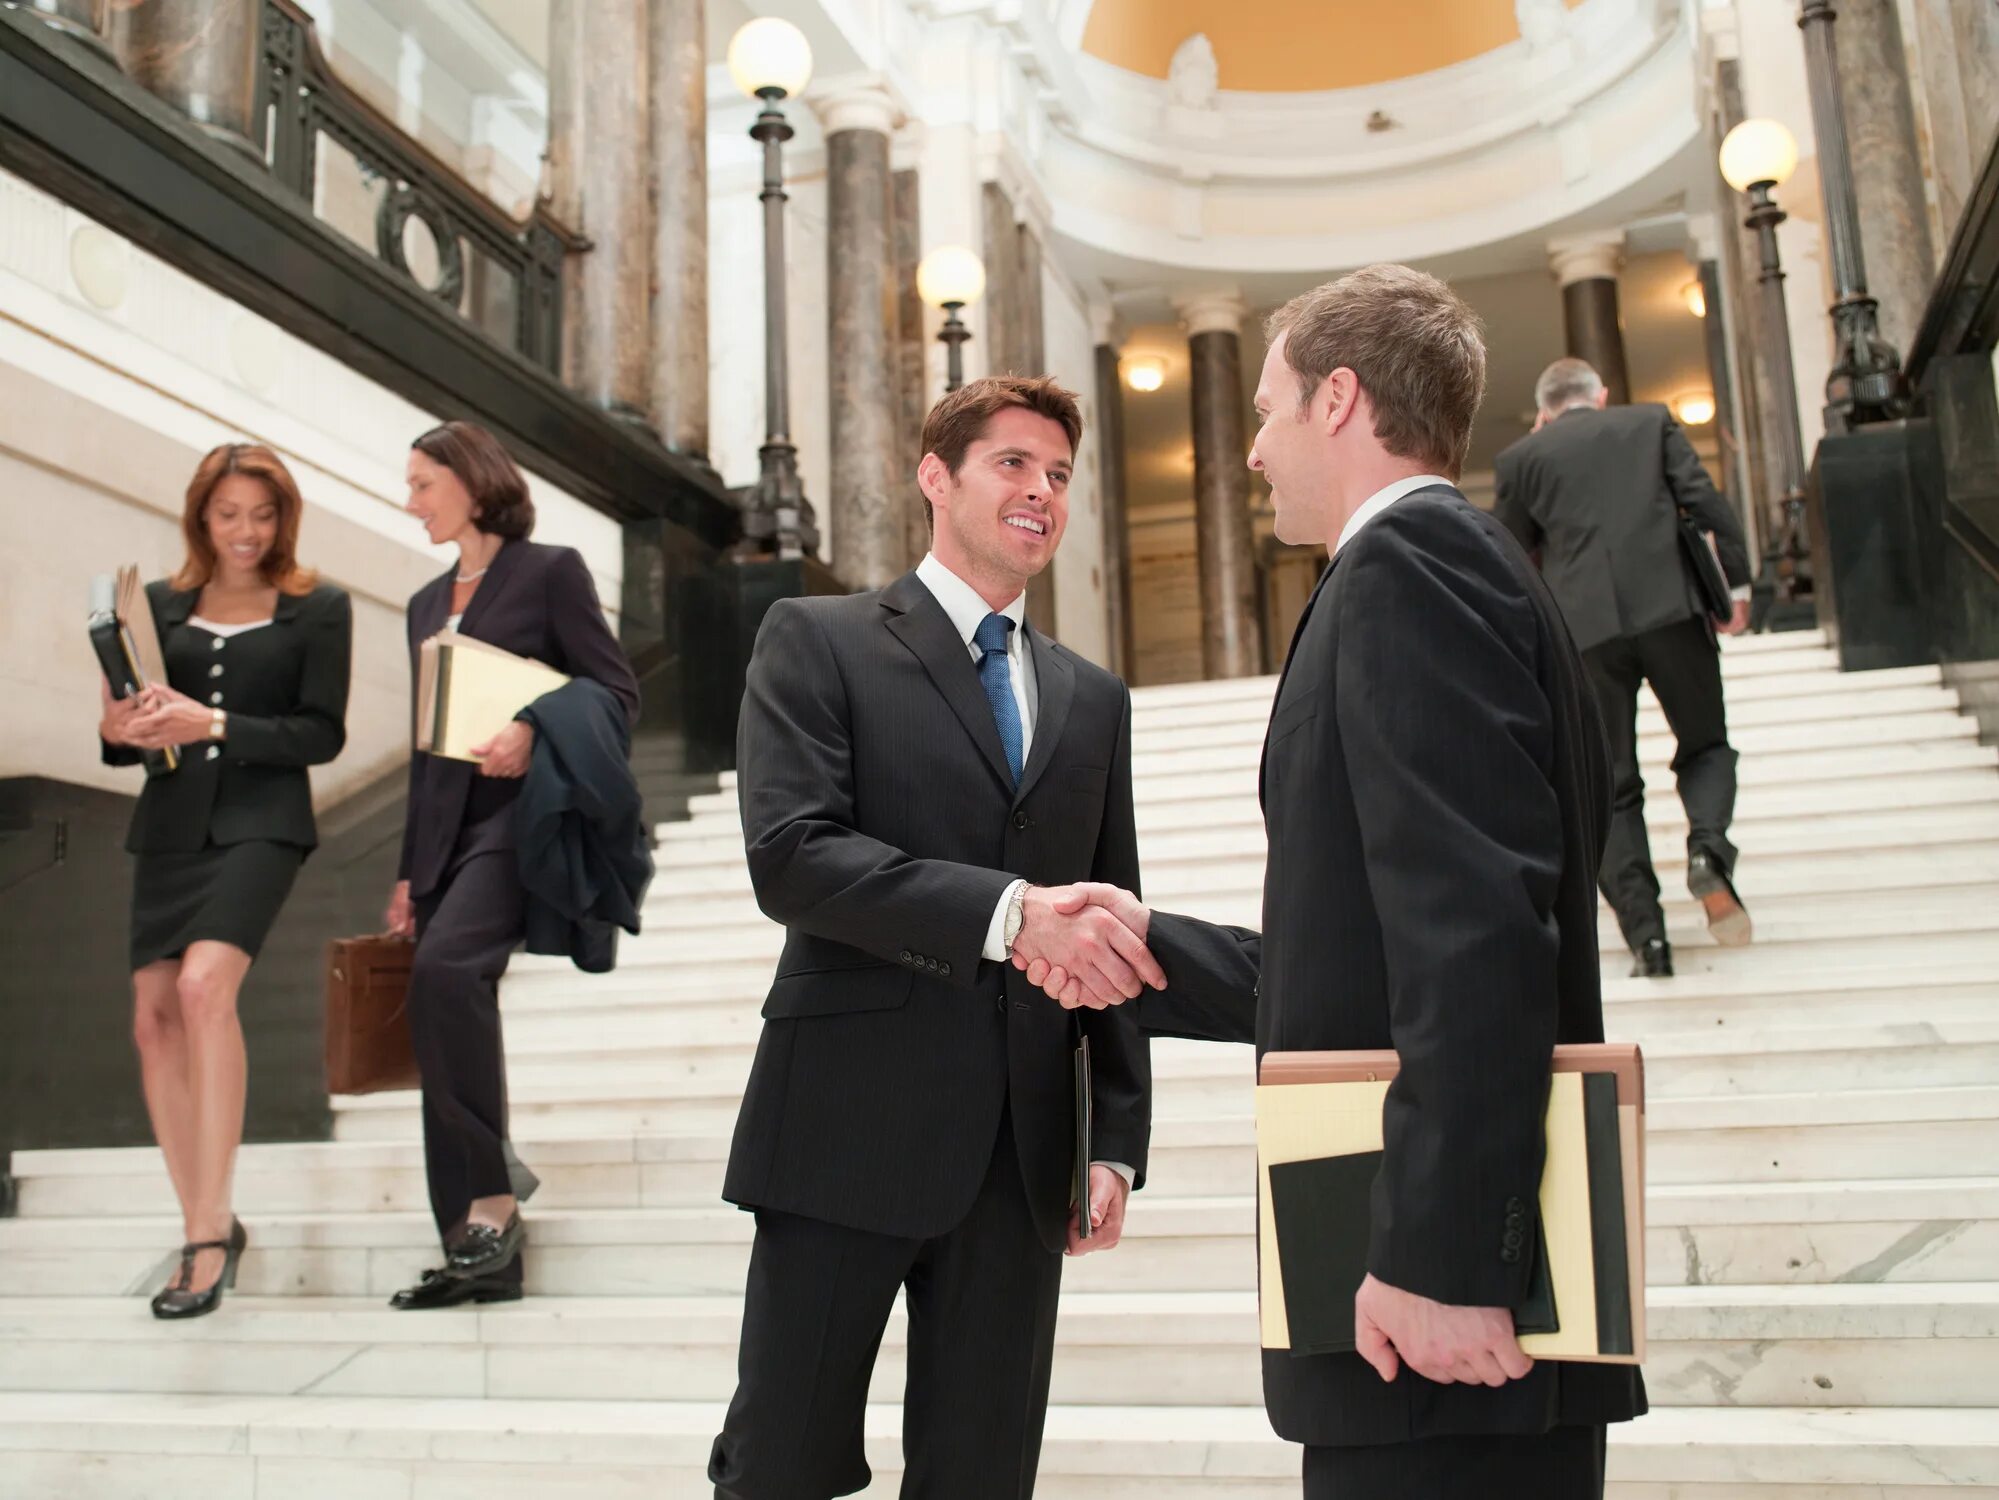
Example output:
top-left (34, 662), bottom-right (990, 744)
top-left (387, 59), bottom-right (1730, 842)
top-left (665, 767), bottom-right (1999, 845)
top-left (1124, 677), bottom-right (1958, 737)
top-left (630, 849), bottom-right (1999, 944)
top-left (515, 883), bottom-right (1999, 975)
top-left (2, 1283), bottom-right (1993, 1410)
top-left (321, 1084), bottom-right (1999, 1194)
top-left (0, 1393), bottom-right (1992, 1498)
top-left (615, 880), bottom-right (1999, 964)
top-left (7, 1176), bottom-right (1991, 1304)
top-left (643, 817), bottom-right (1999, 901)
top-left (634, 856), bottom-right (1999, 945)
top-left (642, 798), bottom-right (1999, 877)
top-left (495, 980), bottom-right (1999, 1072)
top-left (477, 1018), bottom-right (1999, 1110)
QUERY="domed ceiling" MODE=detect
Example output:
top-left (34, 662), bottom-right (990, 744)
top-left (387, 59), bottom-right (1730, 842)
top-left (1080, 0), bottom-right (1584, 93)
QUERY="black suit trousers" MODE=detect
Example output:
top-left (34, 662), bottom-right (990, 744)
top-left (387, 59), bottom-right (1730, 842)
top-left (1583, 616), bottom-right (1739, 950)
top-left (1304, 1423), bottom-right (1606, 1499)
top-left (709, 1104), bottom-right (1063, 1500)
top-left (409, 827), bottom-right (537, 1274)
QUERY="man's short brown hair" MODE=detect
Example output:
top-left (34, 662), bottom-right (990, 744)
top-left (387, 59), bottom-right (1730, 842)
top-left (919, 375), bottom-right (1084, 527)
top-left (1265, 265), bottom-right (1487, 479)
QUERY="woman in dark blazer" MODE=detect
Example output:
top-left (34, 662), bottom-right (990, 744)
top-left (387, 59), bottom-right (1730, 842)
top-left (98, 443), bottom-right (351, 1319)
top-left (383, 420), bottom-right (638, 1310)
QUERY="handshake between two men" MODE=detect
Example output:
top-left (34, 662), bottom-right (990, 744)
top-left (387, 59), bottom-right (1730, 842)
top-left (1007, 883), bottom-right (1159, 1010)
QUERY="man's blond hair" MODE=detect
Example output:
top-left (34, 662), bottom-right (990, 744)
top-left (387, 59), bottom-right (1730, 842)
top-left (1265, 264), bottom-right (1487, 480)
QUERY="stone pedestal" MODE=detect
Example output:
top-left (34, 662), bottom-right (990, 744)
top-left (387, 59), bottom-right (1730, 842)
top-left (1093, 315), bottom-right (1134, 677)
top-left (548, 0), bottom-right (652, 422)
top-left (649, 0), bottom-right (708, 458)
top-left (1177, 290), bottom-right (1262, 680)
top-left (109, 0), bottom-right (262, 160)
top-left (820, 89), bottom-right (903, 591)
top-left (1549, 233), bottom-right (1631, 405)
top-left (1806, 421), bottom-right (1941, 670)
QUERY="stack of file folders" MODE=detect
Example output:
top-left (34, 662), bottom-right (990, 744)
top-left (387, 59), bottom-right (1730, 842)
top-left (1255, 1042), bottom-right (1645, 1364)
top-left (416, 629), bottom-right (568, 762)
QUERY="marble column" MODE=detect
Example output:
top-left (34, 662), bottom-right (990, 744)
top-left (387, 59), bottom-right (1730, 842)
top-left (1829, 0), bottom-right (1934, 361)
top-left (891, 166), bottom-right (929, 570)
top-left (547, 0), bottom-right (652, 423)
top-left (1093, 309), bottom-right (1135, 679)
top-left (1714, 56), bottom-right (1784, 556)
top-left (980, 181), bottom-right (1025, 376)
top-left (1548, 233), bottom-right (1631, 406)
top-left (109, 0), bottom-right (263, 160)
top-left (1904, 0), bottom-right (1999, 254)
top-left (649, 0), bottom-right (708, 458)
top-left (1177, 290), bottom-right (1262, 681)
top-left (820, 88), bottom-right (903, 591)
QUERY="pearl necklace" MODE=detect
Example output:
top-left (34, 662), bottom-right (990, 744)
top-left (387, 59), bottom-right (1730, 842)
top-left (455, 567), bottom-right (488, 584)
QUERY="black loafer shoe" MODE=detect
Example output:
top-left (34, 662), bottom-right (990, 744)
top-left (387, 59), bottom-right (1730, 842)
top-left (1630, 938), bottom-right (1674, 979)
top-left (390, 1266), bottom-right (523, 1310)
top-left (1687, 851), bottom-right (1753, 947)
top-left (446, 1212), bottom-right (525, 1279)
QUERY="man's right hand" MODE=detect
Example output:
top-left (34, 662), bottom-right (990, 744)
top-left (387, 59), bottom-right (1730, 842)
top-left (1008, 883), bottom-right (1163, 1009)
top-left (1721, 597), bottom-right (1751, 636)
top-left (1012, 884), bottom-right (1158, 1008)
top-left (384, 880), bottom-right (416, 939)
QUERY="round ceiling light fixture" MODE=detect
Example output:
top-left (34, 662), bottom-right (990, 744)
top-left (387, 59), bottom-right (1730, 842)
top-left (1124, 354), bottom-right (1167, 393)
top-left (1675, 391), bottom-right (1718, 426)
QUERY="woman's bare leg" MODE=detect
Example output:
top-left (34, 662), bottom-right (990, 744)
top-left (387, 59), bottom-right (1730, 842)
top-left (132, 960), bottom-right (199, 1267)
top-left (175, 940), bottom-right (254, 1291)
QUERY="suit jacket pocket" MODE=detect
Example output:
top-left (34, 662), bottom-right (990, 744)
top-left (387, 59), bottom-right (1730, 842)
top-left (760, 961), bottom-right (916, 1019)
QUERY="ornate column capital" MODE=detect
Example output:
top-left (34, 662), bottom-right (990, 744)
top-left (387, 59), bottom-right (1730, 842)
top-left (1175, 288), bottom-right (1248, 338)
top-left (1090, 303), bottom-right (1124, 349)
top-left (1685, 212), bottom-right (1723, 266)
top-left (1547, 230), bottom-right (1626, 286)
top-left (811, 81), bottom-right (901, 138)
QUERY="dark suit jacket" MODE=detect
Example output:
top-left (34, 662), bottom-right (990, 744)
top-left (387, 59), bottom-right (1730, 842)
top-left (398, 539), bottom-right (639, 898)
top-left (104, 581), bottom-right (351, 853)
top-left (723, 570), bottom-right (1151, 1254)
top-left (1137, 490), bottom-right (1645, 1447)
top-left (516, 677), bottom-right (652, 973)
top-left (1493, 403), bottom-right (1753, 653)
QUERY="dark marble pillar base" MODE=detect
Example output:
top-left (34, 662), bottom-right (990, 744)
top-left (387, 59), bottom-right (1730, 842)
top-left (679, 555), bottom-right (846, 770)
top-left (1806, 421), bottom-right (1941, 670)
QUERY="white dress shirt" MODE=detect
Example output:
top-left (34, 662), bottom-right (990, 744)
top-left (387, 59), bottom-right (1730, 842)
top-left (915, 554), bottom-right (1132, 1192)
top-left (1333, 473), bottom-right (1454, 556)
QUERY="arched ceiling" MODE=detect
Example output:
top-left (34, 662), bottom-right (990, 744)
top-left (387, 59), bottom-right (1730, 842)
top-left (1080, 0), bottom-right (1584, 93)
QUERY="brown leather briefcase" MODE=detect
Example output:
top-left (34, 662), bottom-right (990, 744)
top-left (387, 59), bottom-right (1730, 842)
top-left (325, 934), bottom-right (419, 1095)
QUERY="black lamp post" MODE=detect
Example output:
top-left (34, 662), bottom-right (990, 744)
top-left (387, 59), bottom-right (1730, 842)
top-left (917, 246), bottom-right (986, 395)
top-left (1796, 0), bottom-right (1906, 430)
top-left (728, 20), bottom-right (817, 561)
top-left (1720, 119), bottom-right (1813, 615)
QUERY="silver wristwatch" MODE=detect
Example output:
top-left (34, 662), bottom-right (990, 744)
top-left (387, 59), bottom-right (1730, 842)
top-left (1002, 882), bottom-right (1030, 955)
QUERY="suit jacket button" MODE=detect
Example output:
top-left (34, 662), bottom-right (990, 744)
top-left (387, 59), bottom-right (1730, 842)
top-left (1500, 1246), bottom-right (1522, 1265)
top-left (995, 996), bottom-right (1007, 1014)
top-left (900, 950), bottom-right (913, 964)
top-left (1012, 810), bottom-right (1030, 831)
top-left (940, 962), bottom-right (952, 977)
top-left (1503, 1228), bottom-right (1524, 1251)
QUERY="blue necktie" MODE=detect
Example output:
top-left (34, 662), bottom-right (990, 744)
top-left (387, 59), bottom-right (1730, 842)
top-left (973, 612), bottom-right (1025, 785)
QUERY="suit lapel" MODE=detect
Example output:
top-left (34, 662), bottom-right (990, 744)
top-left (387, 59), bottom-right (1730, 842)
top-left (456, 537), bottom-right (526, 640)
top-left (1259, 550), bottom-right (1340, 809)
top-left (881, 572), bottom-right (1016, 793)
top-left (1013, 626), bottom-right (1073, 807)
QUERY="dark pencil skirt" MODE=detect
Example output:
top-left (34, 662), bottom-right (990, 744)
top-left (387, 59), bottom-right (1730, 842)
top-left (129, 840), bottom-right (305, 970)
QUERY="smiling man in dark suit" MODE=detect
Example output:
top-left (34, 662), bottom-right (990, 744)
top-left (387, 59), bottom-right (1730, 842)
top-left (708, 375), bottom-right (1157, 1500)
top-left (1019, 269), bottom-right (1645, 1498)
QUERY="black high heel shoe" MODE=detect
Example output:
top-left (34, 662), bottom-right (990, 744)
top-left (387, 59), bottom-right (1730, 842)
top-left (151, 1216), bottom-right (246, 1321)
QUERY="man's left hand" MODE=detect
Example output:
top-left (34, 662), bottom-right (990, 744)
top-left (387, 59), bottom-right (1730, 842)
top-left (1352, 1272), bottom-right (1533, 1387)
top-left (1065, 1164), bottom-right (1129, 1256)
top-left (469, 720), bottom-right (534, 778)
top-left (1721, 598), bottom-right (1751, 636)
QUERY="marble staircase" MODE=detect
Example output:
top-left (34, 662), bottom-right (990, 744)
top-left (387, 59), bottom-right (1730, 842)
top-left (3, 629), bottom-right (1998, 1497)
